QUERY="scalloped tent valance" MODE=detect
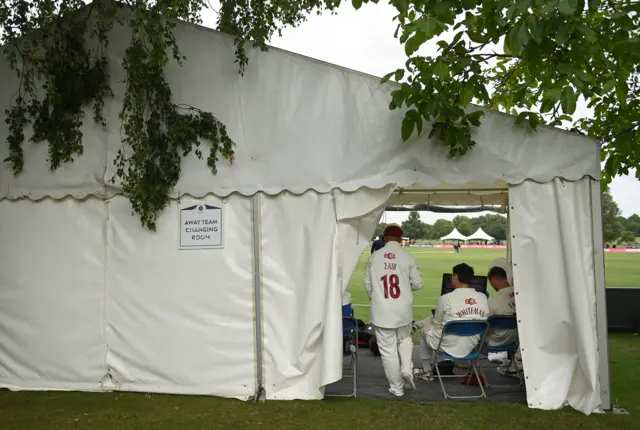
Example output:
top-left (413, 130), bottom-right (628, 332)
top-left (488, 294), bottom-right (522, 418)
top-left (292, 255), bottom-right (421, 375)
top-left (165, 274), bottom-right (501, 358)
top-left (0, 18), bottom-right (600, 201)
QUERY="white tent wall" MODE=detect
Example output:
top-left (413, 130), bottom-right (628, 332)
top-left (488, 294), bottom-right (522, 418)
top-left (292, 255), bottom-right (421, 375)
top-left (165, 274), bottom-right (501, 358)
top-left (104, 195), bottom-right (255, 397)
top-left (259, 188), bottom-right (389, 400)
top-left (0, 195), bottom-right (257, 398)
top-left (509, 177), bottom-right (606, 414)
top-left (0, 198), bottom-right (107, 390)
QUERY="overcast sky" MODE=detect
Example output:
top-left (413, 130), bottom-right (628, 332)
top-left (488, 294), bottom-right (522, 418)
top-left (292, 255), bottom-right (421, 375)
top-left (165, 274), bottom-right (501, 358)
top-left (200, 1), bottom-right (639, 224)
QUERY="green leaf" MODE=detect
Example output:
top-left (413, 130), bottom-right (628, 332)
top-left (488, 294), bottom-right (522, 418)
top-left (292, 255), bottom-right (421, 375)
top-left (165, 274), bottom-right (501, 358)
top-left (578, 24), bottom-right (597, 43)
top-left (602, 79), bottom-right (616, 93)
top-left (559, 0), bottom-right (578, 15)
top-left (615, 82), bottom-right (629, 107)
top-left (381, 71), bottom-right (394, 84)
top-left (561, 86), bottom-right (577, 114)
top-left (408, 110), bottom-right (424, 135)
top-left (517, 24), bottom-right (531, 49)
top-left (528, 114), bottom-right (540, 131)
top-left (462, 0), bottom-right (477, 9)
top-left (575, 69), bottom-right (594, 83)
top-left (555, 23), bottom-right (575, 45)
top-left (507, 24), bottom-right (522, 54)
top-left (422, 17), bottom-right (438, 38)
top-left (395, 69), bottom-right (405, 81)
top-left (469, 31), bottom-right (491, 44)
top-left (527, 15), bottom-right (544, 44)
top-left (433, 62), bottom-right (449, 80)
top-left (515, 112), bottom-right (528, 125)
top-left (401, 116), bottom-right (415, 141)
top-left (545, 88), bottom-right (562, 103)
top-left (460, 85), bottom-right (474, 106)
top-left (588, 0), bottom-right (601, 10)
top-left (392, 90), bottom-right (405, 107)
top-left (451, 31), bottom-right (464, 46)
top-left (352, 0), bottom-right (363, 10)
top-left (404, 30), bottom-right (427, 56)
top-left (541, 98), bottom-right (555, 113)
top-left (467, 110), bottom-right (485, 126)
top-left (506, 23), bottom-right (531, 55)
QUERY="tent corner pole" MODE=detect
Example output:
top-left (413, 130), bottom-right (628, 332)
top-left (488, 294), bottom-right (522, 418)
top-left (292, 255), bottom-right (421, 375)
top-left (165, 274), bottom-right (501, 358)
top-left (589, 179), bottom-right (612, 412)
top-left (251, 193), bottom-right (265, 402)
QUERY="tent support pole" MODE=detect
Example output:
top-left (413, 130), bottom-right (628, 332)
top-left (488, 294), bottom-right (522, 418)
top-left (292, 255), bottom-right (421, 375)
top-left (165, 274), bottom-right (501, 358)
top-left (251, 193), bottom-right (265, 402)
top-left (589, 179), bottom-right (612, 411)
top-left (506, 197), bottom-right (512, 263)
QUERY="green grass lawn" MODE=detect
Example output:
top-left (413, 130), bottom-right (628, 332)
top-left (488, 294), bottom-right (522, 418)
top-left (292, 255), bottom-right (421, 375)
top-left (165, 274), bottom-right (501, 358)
top-left (1, 333), bottom-right (638, 429)
top-left (0, 248), bottom-right (638, 429)
top-left (347, 248), bottom-right (640, 323)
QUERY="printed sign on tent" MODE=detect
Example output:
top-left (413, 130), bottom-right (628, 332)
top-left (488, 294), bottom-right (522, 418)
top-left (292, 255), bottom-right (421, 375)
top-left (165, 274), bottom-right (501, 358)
top-left (178, 201), bottom-right (223, 250)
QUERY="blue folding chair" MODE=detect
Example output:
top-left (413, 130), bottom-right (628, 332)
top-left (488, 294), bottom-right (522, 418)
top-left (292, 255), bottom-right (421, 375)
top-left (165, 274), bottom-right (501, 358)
top-left (482, 315), bottom-right (522, 387)
top-left (432, 320), bottom-right (489, 399)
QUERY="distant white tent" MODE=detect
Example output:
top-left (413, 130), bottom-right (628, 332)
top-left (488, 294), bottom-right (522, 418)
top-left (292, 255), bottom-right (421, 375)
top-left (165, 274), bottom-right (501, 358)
top-left (467, 227), bottom-right (494, 242)
top-left (440, 228), bottom-right (469, 242)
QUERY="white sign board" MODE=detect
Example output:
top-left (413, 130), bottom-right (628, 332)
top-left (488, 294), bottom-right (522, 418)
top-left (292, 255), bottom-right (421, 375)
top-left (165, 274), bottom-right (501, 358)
top-left (178, 201), bottom-right (223, 250)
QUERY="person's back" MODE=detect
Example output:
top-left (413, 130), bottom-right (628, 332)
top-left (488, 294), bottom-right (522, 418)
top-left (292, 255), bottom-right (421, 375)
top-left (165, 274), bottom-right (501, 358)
top-left (414, 263), bottom-right (488, 379)
top-left (427, 288), bottom-right (488, 356)
top-left (487, 259), bottom-right (518, 346)
top-left (366, 240), bottom-right (421, 328)
top-left (487, 286), bottom-right (517, 345)
top-left (371, 235), bottom-right (385, 253)
top-left (364, 225), bottom-right (422, 396)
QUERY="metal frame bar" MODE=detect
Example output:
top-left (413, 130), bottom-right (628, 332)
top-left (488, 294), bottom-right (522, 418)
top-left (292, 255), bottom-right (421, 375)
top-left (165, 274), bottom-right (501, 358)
top-left (588, 179), bottom-right (612, 411)
top-left (251, 193), bottom-right (265, 402)
top-left (385, 204), bottom-right (506, 214)
top-left (393, 188), bottom-right (508, 193)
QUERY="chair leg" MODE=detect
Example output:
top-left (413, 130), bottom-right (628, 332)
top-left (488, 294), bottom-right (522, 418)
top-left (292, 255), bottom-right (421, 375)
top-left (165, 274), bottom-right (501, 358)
top-left (352, 349), bottom-right (357, 398)
top-left (433, 354), bottom-right (450, 400)
top-left (352, 331), bottom-right (358, 398)
top-left (470, 360), bottom-right (487, 398)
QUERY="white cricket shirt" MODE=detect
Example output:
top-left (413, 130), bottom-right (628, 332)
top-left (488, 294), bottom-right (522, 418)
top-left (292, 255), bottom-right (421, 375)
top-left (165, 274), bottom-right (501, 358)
top-left (425, 288), bottom-right (489, 357)
top-left (487, 286), bottom-right (518, 346)
top-left (364, 241), bottom-right (423, 329)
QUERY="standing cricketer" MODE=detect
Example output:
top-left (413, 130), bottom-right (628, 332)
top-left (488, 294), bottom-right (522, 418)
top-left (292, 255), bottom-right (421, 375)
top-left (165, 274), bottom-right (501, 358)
top-left (364, 225), bottom-right (423, 397)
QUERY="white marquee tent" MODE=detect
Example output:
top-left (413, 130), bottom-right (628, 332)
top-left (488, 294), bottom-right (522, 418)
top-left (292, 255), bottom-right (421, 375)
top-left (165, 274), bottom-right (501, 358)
top-left (440, 228), bottom-right (470, 242)
top-left (467, 227), bottom-right (495, 242)
top-left (0, 14), bottom-right (611, 415)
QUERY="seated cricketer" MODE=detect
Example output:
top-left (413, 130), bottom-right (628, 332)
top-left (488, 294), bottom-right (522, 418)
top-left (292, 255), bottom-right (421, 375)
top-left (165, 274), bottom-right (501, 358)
top-left (412, 263), bottom-right (489, 380)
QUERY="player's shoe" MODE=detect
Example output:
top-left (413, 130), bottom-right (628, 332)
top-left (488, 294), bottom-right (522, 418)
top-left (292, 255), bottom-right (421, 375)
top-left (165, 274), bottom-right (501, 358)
top-left (388, 387), bottom-right (404, 397)
top-left (488, 351), bottom-right (507, 364)
top-left (402, 372), bottom-right (416, 390)
top-left (413, 368), bottom-right (434, 382)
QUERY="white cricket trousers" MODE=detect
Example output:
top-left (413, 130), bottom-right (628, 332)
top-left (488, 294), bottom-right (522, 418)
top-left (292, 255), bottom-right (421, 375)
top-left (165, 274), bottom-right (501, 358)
top-left (418, 317), bottom-right (443, 372)
top-left (374, 324), bottom-right (414, 393)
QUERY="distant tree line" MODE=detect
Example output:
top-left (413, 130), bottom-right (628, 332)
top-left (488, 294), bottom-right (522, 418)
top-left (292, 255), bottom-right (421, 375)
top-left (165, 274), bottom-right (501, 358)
top-left (603, 190), bottom-right (640, 244)
top-left (373, 211), bottom-right (507, 241)
top-left (374, 189), bottom-right (639, 244)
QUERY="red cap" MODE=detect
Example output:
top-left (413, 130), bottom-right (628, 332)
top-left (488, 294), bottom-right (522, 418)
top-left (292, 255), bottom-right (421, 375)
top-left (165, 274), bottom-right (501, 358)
top-left (383, 225), bottom-right (403, 238)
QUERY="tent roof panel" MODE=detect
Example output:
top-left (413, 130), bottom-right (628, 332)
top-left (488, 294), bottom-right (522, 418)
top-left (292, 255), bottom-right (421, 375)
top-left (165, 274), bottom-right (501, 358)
top-left (0, 16), bottom-right (601, 200)
top-left (467, 227), bottom-right (495, 241)
top-left (440, 228), bottom-right (469, 241)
